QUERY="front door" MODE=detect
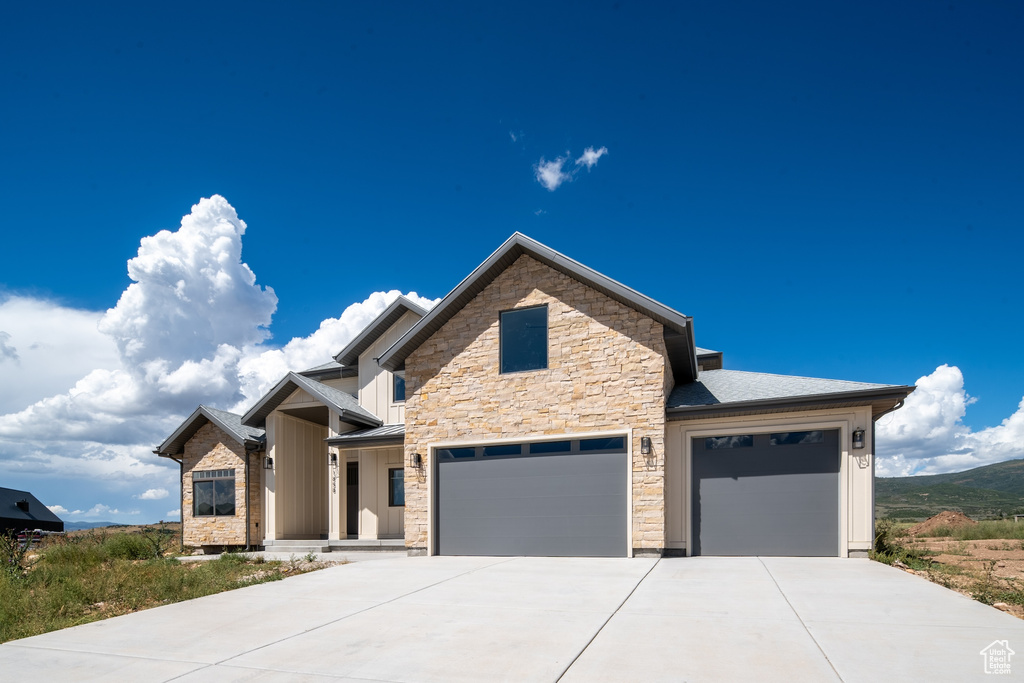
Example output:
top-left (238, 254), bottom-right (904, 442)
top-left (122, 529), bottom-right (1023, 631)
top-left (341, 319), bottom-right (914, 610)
top-left (346, 462), bottom-right (359, 537)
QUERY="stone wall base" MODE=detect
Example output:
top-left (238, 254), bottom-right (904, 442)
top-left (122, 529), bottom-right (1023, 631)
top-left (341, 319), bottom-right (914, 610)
top-left (632, 547), bottom-right (664, 558)
top-left (407, 547), bottom-right (428, 557)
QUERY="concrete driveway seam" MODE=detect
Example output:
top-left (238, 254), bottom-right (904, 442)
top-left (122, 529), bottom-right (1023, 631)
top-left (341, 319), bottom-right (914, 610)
top-left (555, 557), bottom-right (662, 682)
top-left (759, 556), bottom-right (844, 682)
top-left (165, 557), bottom-right (517, 682)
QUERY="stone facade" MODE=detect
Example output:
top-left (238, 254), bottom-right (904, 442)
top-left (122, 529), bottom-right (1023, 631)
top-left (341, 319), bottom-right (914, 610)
top-left (182, 422), bottom-right (261, 548)
top-left (404, 254), bottom-right (669, 554)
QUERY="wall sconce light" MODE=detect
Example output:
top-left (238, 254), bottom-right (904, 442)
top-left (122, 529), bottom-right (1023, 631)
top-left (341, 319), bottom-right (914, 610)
top-left (640, 437), bottom-right (652, 456)
top-left (329, 453), bottom-right (338, 465)
top-left (263, 456), bottom-right (274, 470)
top-left (412, 453), bottom-right (423, 468)
top-left (852, 429), bottom-right (865, 450)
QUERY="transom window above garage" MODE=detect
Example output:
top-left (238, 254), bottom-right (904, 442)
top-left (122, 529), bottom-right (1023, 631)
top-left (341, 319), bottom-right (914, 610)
top-left (436, 435), bottom-right (626, 461)
top-left (499, 305), bottom-right (548, 373)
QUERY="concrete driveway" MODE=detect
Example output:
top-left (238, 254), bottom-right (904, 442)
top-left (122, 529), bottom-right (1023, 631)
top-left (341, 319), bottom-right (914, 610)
top-left (2, 555), bottom-right (1022, 682)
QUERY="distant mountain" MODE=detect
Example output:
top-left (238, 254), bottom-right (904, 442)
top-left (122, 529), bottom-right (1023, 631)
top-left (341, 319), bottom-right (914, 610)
top-left (876, 458), bottom-right (1024, 521)
top-left (62, 521), bottom-right (124, 531)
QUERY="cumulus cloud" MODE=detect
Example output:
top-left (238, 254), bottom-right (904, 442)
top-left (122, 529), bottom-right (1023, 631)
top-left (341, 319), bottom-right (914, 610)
top-left (47, 504), bottom-right (69, 515)
top-left (166, 509), bottom-right (181, 519)
top-left (575, 146), bottom-right (608, 170)
top-left (534, 145), bottom-right (608, 191)
top-left (534, 155), bottom-right (573, 192)
top-left (0, 194), bottom-right (438, 515)
top-left (68, 503), bottom-right (134, 518)
top-left (0, 297), bottom-right (119, 414)
top-left (876, 364), bottom-right (1024, 476)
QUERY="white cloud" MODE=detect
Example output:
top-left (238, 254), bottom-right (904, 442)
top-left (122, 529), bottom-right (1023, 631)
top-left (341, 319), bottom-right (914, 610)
top-left (0, 297), bottom-right (119, 414)
top-left (166, 509), bottom-right (181, 519)
top-left (876, 364), bottom-right (1024, 476)
top-left (0, 195), bottom-right (438, 508)
top-left (47, 504), bottom-right (69, 515)
top-left (534, 145), bottom-right (608, 191)
top-left (69, 503), bottom-right (124, 518)
top-left (534, 155), bottom-right (572, 191)
top-left (0, 331), bottom-right (18, 363)
top-left (575, 146), bottom-right (608, 170)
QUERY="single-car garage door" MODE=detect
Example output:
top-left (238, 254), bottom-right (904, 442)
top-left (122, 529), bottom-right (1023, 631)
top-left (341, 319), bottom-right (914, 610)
top-left (691, 429), bottom-right (840, 556)
top-left (436, 436), bottom-right (628, 557)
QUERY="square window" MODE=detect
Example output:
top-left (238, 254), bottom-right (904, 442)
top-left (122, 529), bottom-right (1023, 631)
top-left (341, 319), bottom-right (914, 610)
top-left (500, 305), bottom-right (547, 373)
top-left (388, 468), bottom-right (405, 507)
top-left (193, 469), bottom-right (235, 517)
top-left (393, 370), bottom-right (406, 402)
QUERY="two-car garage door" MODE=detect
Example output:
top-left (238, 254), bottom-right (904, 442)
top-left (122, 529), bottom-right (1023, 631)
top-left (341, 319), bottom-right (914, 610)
top-left (691, 429), bottom-right (840, 556)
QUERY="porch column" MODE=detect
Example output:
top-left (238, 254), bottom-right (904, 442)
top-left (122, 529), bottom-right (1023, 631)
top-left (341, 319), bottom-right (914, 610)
top-left (328, 446), bottom-right (343, 540)
top-left (358, 449), bottom-right (379, 539)
top-left (264, 417), bottom-right (277, 541)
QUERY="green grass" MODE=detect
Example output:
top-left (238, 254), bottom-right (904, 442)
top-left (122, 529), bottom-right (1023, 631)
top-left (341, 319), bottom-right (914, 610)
top-left (916, 520), bottom-right (1024, 540)
top-left (0, 530), bottom-right (292, 644)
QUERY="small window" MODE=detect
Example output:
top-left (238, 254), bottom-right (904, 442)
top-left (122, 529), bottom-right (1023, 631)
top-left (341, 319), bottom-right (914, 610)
top-left (393, 370), bottom-right (406, 402)
top-left (388, 468), bottom-right (405, 507)
top-left (500, 305), bottom-right (548, 373)
top-left (770, 430), bottom-right (825, 446)
top-left (580, 436), bottom-right (627, 451)
top-left (483, 444), bottom-right (521, 457)
top-left (529, 440), bottom-right (571, 454)
top-left (193, 469), bottom-right (236, 517)
top-left (704, 435), bottom-right (754, 450)
top-left (437, 447), bottom-right (476, 460)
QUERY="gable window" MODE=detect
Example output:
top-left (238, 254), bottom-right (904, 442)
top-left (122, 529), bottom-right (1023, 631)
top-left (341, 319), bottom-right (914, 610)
top-left (193, 469), bottom-right (236, 517)
top-left (500, 305), bottom-right (548, 373)
top-left (388, 468), bottom-right (405, 507)
top-left (393, 370), bottom-right (406, 402)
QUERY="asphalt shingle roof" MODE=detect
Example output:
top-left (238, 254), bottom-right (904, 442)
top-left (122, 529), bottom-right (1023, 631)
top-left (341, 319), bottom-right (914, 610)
top-left (668, 369), bottom-right (904, 409)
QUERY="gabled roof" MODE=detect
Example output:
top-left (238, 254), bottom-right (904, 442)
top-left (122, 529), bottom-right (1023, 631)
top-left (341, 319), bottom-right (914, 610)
top-left (334, 296), bottom-right (428, 368)
top-left (325, 424), bottom-right (406, 448)
top-left (241, 372), bottom-right (382, 429)
top-left (667, 369), bottom-right (914, 421)
top-left (0, 487), bottom-right (64, 527)
top-left (156, 405), bottom-right (265, 457)
top-left (378, 233), bottom-right (698, 382)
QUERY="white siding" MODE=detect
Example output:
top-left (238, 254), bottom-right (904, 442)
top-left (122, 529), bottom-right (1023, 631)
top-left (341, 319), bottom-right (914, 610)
top-left (271, 413), bottom-right (328, 539)
top-left (322, 376), bottom-right (358, 396)
top-left (357, 310), bottom-right (420, 424)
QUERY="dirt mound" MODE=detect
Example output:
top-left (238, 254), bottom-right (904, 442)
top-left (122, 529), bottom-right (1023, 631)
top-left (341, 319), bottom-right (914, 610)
top-left (908, 511), bottom-right (978, 536)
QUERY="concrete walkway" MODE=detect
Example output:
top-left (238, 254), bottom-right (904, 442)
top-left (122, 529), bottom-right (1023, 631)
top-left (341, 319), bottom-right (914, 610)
top-left (2, 556), bottom-right (1022, 681)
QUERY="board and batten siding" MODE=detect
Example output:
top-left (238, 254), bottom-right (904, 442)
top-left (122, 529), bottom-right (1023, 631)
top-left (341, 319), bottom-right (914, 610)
top-left (269, 411), bottom-right (328, 539)
top-left (322, 376), bottom-right (358, 396)
top-left (353, 447), bottom-right (405, 539)
top-left (358, 310), bottom-right (421, 425)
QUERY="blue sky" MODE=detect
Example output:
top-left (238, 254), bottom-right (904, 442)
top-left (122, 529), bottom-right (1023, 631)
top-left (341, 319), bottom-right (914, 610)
top-left (1, 2), bottom-right (1022, 523)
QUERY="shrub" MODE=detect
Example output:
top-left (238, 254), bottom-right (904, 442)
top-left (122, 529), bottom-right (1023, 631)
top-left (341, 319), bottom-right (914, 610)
top-left (103, 534), bottom-right (153, 560)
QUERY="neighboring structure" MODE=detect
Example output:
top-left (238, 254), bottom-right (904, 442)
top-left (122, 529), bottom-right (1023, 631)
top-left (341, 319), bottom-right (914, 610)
top-left (0, 487), bottom-right (64, 535)
top-left (158, 233), bottom-right (913, 557)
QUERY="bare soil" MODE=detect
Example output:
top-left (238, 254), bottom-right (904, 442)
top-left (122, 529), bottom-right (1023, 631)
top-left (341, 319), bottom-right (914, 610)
top-left (907, 510), bottom-right (977, 536)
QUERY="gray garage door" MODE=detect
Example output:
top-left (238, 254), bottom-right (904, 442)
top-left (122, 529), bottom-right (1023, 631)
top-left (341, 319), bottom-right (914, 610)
top-left (691, 429), bottom-right (839, 556)
top-left (436, 437), bottom-right (628, 557)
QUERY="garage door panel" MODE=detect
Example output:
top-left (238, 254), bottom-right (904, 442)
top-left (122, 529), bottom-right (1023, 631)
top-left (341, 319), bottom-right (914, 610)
top-left (692, 430), bottom-right (839, 557)
top-left (437, 450), bottom-right (627, 557)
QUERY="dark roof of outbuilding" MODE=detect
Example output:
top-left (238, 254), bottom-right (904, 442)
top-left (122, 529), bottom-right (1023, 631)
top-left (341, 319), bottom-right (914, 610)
top-left (334, 296), bottom-right (428, 368)
top-left (378, 233), bottom-right (698, 382)
top-left (325, 423), bottom-right (405, 448)
top-left (667, 369), bottom-right (914, 420)
top-left (0, 487), bottom-right (64, 526)
top-left (241, 372), bottom-right (382, 429)
top-left (155, 405), bottom-right (265, 457)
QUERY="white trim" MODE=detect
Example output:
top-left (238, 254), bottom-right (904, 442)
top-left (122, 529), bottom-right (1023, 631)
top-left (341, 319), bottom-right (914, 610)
top-left (678, 414), bottom-right (855, 558)
top-left (426, 428), bottom-right (633, 558)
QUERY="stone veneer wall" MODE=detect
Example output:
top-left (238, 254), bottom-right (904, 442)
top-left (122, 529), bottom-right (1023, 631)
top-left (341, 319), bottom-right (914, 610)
top-left (182, 422), bottom-right (261, 547)
top-left (403, 254), bottom-right (668, 554)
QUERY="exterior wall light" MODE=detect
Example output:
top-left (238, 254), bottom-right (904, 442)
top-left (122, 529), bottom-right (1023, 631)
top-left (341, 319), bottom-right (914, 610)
top-left (263, 456), bottom-right (274, 470)
top-left (640, 437), bottom-right (652, 455)
top-left (412, 453), bottom-right (423, 468)
top-left (329, 453), bottom-right (338, 465)
top-left (852, 429), bottom-right (865, 450)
